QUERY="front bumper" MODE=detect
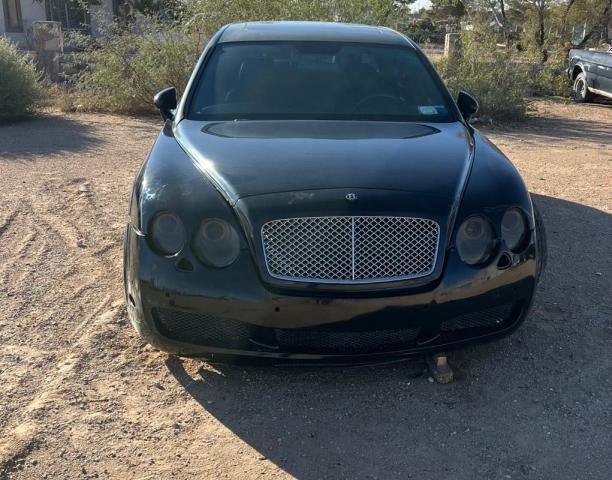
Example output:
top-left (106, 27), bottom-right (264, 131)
top-left (125, 225), bottom-right (537, 363)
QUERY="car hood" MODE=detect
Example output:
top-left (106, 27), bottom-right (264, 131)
top-left (174, 119), bottom-right (473, 204)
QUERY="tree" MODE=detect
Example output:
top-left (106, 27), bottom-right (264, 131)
top-left (182, 0), bottom-right (416, 37)
top-left (566, 0), bottom-right (611, 45)
top-left (428, 0), bottom-right (468, 22)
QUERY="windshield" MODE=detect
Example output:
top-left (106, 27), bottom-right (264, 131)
top-left (187, 41), bottom-right (456, 122)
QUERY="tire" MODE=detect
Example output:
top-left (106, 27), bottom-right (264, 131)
top-left (573, 72), bottom-right (594, 103)
top-left (531, 198), bottom-right (548, 283)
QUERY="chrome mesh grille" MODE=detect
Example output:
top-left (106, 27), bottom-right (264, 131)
top-left (261, 216), bottom-right (440, 283)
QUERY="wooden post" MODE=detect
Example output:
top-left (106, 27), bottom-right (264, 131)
top-left (444, 33), bottom-right (461, 57)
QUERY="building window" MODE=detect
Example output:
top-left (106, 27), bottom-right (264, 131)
top-left (2, 0), bottom-right (23, 32)
top-left (45, 0), bottom-right (90, 33)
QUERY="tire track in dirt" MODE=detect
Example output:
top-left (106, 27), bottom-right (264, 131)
top-left (2, 180), bottom-right (123, 330)
top-left (69, 293), bottom-right (113, 341)
top-left (0, 176), bottom-right (125, 467)
top-left (0, 302), bottom-right (125, 475)
top-left (0, 206), bottom-right (34, 275)
top-left (0, 211), bottom-right (66, 310)
top-left (0, 208), bottom-right (19, 239)
top-left (5, 228), bottom-right (47, 290)
top-left (35, 177), bottom-right (122, 269)
top-left (0, 113), bottom-right (162, 479)
top-left (0, 227), bottom-right (38, 283)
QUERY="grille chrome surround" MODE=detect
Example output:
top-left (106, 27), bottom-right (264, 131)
top-left (261, 216), bottom-right (440, 284)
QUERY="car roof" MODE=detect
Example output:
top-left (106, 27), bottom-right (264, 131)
top-left (218, 21), bottom-right (413, 47)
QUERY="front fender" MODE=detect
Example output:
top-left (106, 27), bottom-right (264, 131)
top-left (457, 131), bottom-right (534, 229)
top-left (448, 130), bottom-right (537, 277)
top-left (128, 123), bottom-right (242, 238)
top-left (570, 62), bottom-right (594, 86)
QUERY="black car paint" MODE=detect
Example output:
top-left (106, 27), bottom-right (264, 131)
top-left (124, 22), bottom-right (540, 361)
top-left (174, 121), bottom-right (471, 203)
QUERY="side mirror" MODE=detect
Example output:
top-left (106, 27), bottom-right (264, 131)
top-left (457, 91), bottom-right (479, 122)
top-left (154, 87), bottom-right (177, 122)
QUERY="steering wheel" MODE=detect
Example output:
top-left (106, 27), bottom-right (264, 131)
top-left (351, 94), bottom-right (406, 112)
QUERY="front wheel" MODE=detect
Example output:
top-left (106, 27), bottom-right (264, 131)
top-left (573, 72), bottom-right (594, 103)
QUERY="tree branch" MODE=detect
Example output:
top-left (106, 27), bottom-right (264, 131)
top-left (560, 0), bottom-right (576, 38)
top-left (576, 0), bottom-right (611, 47)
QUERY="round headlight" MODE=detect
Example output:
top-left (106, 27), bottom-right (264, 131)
top-left (456, 216), bottom-right (496, 265)
top-left (150, 212), bottom-right (185, 256)
top-left (501, 208), bottom-right (528, 251)
top-left (193, 218), bottom-right (240, 268)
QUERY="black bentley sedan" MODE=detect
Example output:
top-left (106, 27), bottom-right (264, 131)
top-left (124, 21), bottom-right (546, 362)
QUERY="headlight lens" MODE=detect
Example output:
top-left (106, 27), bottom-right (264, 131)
top-left (456, 216), bottom-right (496, 265)
top-left (502, 208), bottom-right (528, 251)
top-left (193, 218), bottom-right (240, 268)
top-left (150, 212), bottom-right (185, 256)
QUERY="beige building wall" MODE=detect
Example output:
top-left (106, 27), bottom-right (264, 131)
top-left (1, 0), bottom-right (114, 48)
top-left (0, 0), bottom-right (46, 47)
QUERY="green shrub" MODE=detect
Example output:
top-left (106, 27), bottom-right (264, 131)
top-left (0, 37), bottom-right (44, 122)
top-left (183, 0), bottom-right (406, 37)
top-left (71, 20), bottom-right (200, 114)
top-left (434, 29), bottom-right (527, 121)
top-left (527, 49), bottom-right (573, 98)
top-left (70, 2), bottom-right (410, 114)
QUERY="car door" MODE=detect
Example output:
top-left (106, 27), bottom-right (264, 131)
top-left (589, 51), bottom-right (612, 94)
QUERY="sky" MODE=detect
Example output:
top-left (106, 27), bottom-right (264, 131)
top-left (410, 0), bottom-right (432, 12)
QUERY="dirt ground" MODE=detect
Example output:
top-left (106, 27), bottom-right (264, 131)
top-left (0, 98), bottom-right (610, 480)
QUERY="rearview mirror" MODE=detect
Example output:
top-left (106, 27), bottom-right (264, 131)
top-left (457, 91), bottom-right (479, 122)
top-left (154, 87), bottom-right (177, 122)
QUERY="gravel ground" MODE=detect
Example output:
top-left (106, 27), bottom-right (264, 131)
top-left (0, 98), bottom-right (610, 480)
